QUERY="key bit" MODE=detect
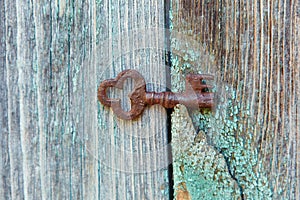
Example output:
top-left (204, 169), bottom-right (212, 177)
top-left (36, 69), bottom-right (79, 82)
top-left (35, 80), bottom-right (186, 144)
top-left (98, 69), bottom-right (214, 120)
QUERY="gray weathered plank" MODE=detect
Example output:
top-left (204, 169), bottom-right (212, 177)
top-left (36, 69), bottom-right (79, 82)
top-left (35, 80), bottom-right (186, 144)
top-left (96, 0), bottom-right (169, 199)
top-left (4, 0), bottom-right (24, 199)
top-left (16, 0), bottom-right (42, 198)
top-left (1, 0), bottom-right (169, 199)
top-left (0, 0), bottom-right (11, 199)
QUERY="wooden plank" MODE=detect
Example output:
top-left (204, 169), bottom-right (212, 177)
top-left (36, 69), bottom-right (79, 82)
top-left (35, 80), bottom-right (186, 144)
top-left (16, 0), bottom-right (42, 198)
top-left (96, 0), bottom-right (169, 199)
top-left (0, 0), bottom-right (11, 199)
top-left (170, 0), bottom-right (299, 199)
top-left (3, 1), bottom-right (24, 199)
top-left (31, 0), bottom-right (89, 198)
top-left (2, 0), bottom-right (169, 199)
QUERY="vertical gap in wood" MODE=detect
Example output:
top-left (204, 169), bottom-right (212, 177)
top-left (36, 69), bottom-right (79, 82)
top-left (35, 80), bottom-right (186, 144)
top-left (164, 0), bottom-right (174, 199)
top-left (166, 108), bottom-right (174, 200)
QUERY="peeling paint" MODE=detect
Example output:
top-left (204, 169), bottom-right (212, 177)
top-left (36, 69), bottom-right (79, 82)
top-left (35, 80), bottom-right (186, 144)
top-left (170, 48), bottom-right (272, 198)
top-left (172, 105), bottom-right (240, 199)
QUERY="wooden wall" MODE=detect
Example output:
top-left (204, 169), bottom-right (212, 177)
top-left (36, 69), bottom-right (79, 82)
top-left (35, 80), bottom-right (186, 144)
top-left (1, 0), bottom-right (169, 199)
top-left (1, 0), bottom-right (299, 199)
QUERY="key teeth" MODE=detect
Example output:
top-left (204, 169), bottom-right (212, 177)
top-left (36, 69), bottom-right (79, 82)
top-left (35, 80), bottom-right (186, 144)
top-left (197, 84), bottom-right (214, 90)
top-left (186, 74), bottom-right (214, 92)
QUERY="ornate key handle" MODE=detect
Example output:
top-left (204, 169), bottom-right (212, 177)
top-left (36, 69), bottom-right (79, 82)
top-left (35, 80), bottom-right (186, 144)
top-left (97, 69), bottom-right (147, 120)
top-left (98, 69), bottom-right (214, 120)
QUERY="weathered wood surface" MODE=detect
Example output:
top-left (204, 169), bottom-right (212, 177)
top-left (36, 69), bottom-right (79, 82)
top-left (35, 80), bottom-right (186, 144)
top-left (171, 0), bottom-right (299, 199)
top-left (1, 0), bottom-right (169, 199)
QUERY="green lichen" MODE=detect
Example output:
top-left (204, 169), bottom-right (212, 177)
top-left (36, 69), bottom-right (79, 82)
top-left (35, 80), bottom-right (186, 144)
top-left (188, 94), bottom-right (272, 199)
top-left (172, 105), bottom-right (241, 199)
top-left (170, 53), bottom-right (272, 200)
top-left (171, 71), bottom-right (273, 199)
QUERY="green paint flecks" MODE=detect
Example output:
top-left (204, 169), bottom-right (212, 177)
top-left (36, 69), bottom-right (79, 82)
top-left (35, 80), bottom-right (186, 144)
top-left (171, 84), bottom-right (272, 199)
top-left (172, 105), bottom-right (240, 199)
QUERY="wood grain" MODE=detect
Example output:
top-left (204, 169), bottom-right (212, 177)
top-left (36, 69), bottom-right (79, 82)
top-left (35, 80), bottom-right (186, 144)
top-left (171, 0), bottom-right (299, 199)
top-left (1, 0), bottom-right (169, 199)
top-left (96, 0), bottom-right (169, 199)
top-left (3, 0), bottom-right (24, 199)
top-left (0, 0), bottom-right (11, 199)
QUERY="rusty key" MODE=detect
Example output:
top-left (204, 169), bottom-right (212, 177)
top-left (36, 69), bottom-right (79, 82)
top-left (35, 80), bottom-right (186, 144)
top-left (98, 69), bottom-right (214, 120)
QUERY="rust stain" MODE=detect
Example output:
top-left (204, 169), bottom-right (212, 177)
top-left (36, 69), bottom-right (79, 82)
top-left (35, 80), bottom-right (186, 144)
top-left (176, 182), bottom-right (191, 200)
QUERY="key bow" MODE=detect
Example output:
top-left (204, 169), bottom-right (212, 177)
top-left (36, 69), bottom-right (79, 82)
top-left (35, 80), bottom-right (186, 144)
top-left (97, 69), bottom-right (147, 120)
